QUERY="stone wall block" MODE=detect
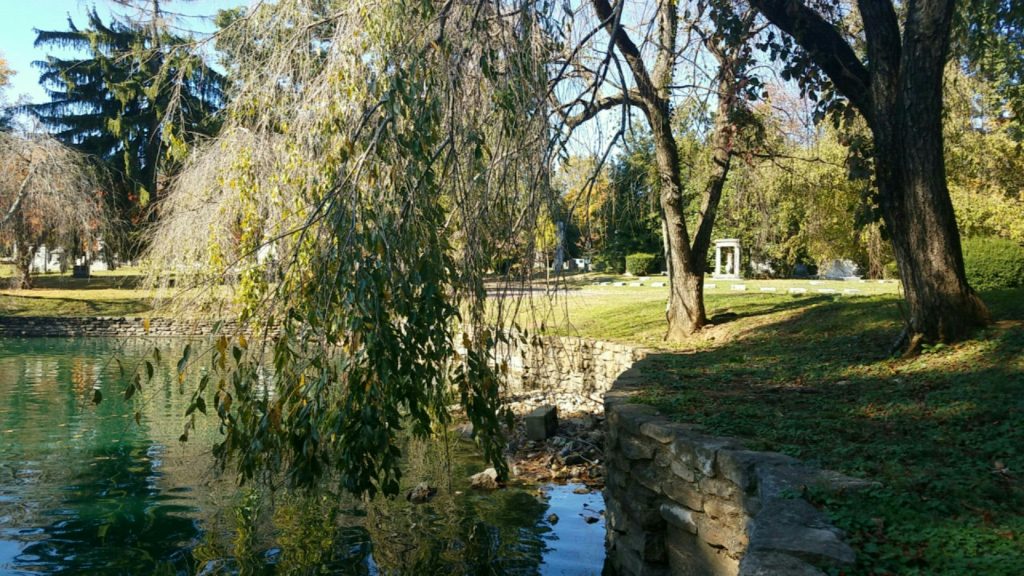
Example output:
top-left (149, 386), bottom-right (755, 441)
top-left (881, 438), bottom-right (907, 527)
top-left (615, 547), bottom-right (672, 576)
top-left (704, 496), bottom-right (744, 520)
top-left (604, 489), bottom-right (629, 533)
top-left (745, 498), bottom-right (855, 567)
top-left (695, 512), bottom-right (749, 553)
top-left (660, 502), bottom-right (698, 534)
top-left (663, 477), bottom-right (704, 512)
top-left (639, 420), bottom-right (689, 444)
top-left (610, 404), bottom-right (661, 436)
top-left (665, 535), bottom-right (740, 576)
top-left (669, 459), bottom-right (697, 483)
top-left (620, 434), bottom-right (656, 460)
top-left (622, 528), bottom-right (667, 563)
top-left (717, 450), bottom-right (798, 493)
top-left (738, 551), bottom-right (827, 576)
top-left (631, 460), bottom-right (663, 495)
top-left (653, 446), bottom-right (673, 469)
top-left (698, 476), bottom-right (739, 500)
top-left (623, 483), bottom-right (666, 531)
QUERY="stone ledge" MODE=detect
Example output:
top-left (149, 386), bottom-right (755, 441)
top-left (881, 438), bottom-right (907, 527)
top-left (601, 352), bottom-right (871, 576)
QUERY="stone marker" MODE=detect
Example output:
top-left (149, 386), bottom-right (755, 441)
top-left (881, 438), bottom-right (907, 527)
top-left (759, 287), bottom-right (777, 292)
top-left (704, 283), bottom-right (717, 289)
top-left (629, 282), bottom-right (643, 287)
top-left (809, 280), bottom-right (822, 285)
top-left (817, 288), bottom-right (838, 294)
top-left (731, 284), bottom-right (747, 291)
top-left (843, 289), bottom-right (862, 295)
top-left (788, 287), bottom-right (808, 294)
top-left (651, 282), bottom-right (666, 287)
top-left (526, 405), bottom-right (558, 441)
top-left (613, 281), bottom-right (626, 286)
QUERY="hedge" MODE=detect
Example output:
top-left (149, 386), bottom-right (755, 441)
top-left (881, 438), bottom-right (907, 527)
top-left (625, 252), bottom-right (658, 276)
top-left (963, 236), bottom-right (1024, 290)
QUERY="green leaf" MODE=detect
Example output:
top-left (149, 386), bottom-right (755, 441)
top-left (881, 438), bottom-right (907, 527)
top-left (177, 343), bottom-right (192, 377)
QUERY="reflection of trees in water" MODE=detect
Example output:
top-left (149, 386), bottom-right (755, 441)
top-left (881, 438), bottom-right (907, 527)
top-left (190, 438), bottom-right (552, 575)
top-left (1, 340), bottom-right (567, 574)
top-left (16, 442), bottom-right (202, 575)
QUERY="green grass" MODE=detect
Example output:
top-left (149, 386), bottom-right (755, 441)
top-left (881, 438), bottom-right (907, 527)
top-left (595, 288), bottom-right (1023, 576)
top-left (0, 267), bottom-right (154, 316)
top-left (488, 276), bottom-right (901, 348)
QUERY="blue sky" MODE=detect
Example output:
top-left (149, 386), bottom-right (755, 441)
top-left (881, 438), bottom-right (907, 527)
top-left (0, 0), bottom-right (246, 104)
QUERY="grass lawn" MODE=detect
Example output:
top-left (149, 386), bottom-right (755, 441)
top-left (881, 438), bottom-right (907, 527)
top-left (526, 280), bottom-right (1021, 575)
top-left (0, 266), bottom-right (155, 316)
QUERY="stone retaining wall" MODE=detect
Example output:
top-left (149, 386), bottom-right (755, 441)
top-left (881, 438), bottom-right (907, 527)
top-left (0, 316), bottom-right (251, 338)
top-left (495, 335), bottom-right (645, 412)
top-left (496, 334), bottom-right (866, 576)
top-left (603, 369), bottom-right (869, 576)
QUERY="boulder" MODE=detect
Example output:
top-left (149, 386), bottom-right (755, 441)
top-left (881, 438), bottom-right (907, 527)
top-left (469, 467), bottom-right (500, 490)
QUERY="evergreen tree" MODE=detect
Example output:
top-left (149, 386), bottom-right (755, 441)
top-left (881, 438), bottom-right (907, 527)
top-left (24, 8), bottom-right (224, 258)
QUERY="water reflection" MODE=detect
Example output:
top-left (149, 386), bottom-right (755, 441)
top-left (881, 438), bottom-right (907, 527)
top-left (0, 338), bottom-right (607, 575)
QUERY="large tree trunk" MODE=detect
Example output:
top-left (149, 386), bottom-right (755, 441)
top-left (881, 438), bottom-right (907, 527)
top-left (869, 0), bottom-right (988, 344)
top-left (749, 0), bottom-right (989, 348)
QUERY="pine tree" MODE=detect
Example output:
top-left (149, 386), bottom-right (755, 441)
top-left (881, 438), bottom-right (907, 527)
top-left (24, 8), bottom-right (223, 258)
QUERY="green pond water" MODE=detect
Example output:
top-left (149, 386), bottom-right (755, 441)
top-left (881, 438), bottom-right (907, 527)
top-left (0, 338), bottom-right (607, 575)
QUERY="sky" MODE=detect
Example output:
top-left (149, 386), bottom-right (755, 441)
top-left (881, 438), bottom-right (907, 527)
top-left (0, 0), bottom-right (246, 104)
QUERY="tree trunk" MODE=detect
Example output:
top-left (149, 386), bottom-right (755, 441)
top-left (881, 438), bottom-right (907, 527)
top-left (650, 103), bottom-right (709, 339)
top-left (867, 0), bottom-right (989, 346)
top-left (749, 0), bottom-right (990, 347)
top-left (14, 244), bottom-right (33, 289)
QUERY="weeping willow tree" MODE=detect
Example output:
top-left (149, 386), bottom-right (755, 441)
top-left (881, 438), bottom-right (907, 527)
top-left (146, 0), bottom-right (554, 495)
top-left (0, 133), bottom-right (107, 288)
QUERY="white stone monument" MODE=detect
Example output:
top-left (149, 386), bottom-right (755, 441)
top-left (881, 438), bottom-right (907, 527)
top-left (713, 238), bottom-right (742, 280)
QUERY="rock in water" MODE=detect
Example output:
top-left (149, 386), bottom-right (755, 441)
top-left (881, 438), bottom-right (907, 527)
top-left (469, 467), bottom-right (499, 490)
top-left (547, 513), bottom-right (559, 525)
top-left (406, 482), bottom-right (437, 504)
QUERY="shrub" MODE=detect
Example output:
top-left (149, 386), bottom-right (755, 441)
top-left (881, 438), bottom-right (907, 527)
top-left (625, 252), bottom-right (658, 276)
top-left (883, 260), bottom-right (900, 280)
top-left (593, 254), bottom-right (625, 274)
top-left (962, 236), bottom-right (1024, 290)
top-left (493, 257), bottom-right (517, 275)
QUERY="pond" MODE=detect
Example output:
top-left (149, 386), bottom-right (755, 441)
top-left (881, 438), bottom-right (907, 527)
top-left (0, 338), bottom-right (607, 575)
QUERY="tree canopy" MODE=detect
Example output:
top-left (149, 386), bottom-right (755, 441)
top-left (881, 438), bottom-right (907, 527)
top-left (24, 8), bottom-right (224, 257)
top-left (0, 133), bottom-right (107, 288)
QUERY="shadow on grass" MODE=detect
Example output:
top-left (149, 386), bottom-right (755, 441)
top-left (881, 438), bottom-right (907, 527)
top-left (12, 273), bottom-right (145, 290)
top-left (0, 294), bottom-right (151, 316)
top-left (707, 294), bottom-right (834, 325)
top-left (629, 289), bottom-right (1024, 575)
